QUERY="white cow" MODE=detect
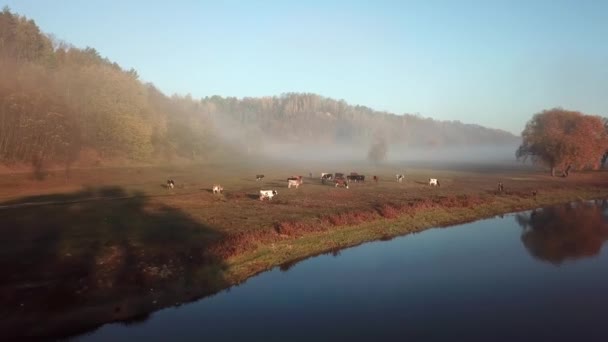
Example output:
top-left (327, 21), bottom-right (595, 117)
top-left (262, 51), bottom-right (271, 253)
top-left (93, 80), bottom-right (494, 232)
top-left (288, 179), bottom-right (301, 189)
top-left (429, 178), bottom-right (439, 186)
top-left (260, 190), bottom-right (278, 200)
top-left (212, 184), bottom-right (224, 194)
top-left (396, 174), bottom-right (404, 183)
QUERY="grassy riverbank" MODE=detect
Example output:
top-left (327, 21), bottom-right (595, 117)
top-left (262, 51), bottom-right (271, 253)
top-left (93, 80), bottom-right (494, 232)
top-left (224, 186), bottom-right (608, 284)
top-left (1, 162), bottom-right (607, 338)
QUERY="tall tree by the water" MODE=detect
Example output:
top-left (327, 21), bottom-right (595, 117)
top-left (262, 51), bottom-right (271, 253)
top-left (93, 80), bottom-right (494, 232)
top-left (516, 108), bottom-right (608, 176)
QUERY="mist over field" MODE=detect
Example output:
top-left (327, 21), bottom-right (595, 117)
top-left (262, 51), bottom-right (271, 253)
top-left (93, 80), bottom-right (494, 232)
top-left (235, 141), bottom-right (519, 164)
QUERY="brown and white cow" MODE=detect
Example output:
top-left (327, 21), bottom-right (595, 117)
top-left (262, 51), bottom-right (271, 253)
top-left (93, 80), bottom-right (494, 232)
top-left (335, 179), bottom-right (349, 189)
top-left (288, 179), bottom-right (301, 188)
top-left (212, 184), bottom-right (224, 194)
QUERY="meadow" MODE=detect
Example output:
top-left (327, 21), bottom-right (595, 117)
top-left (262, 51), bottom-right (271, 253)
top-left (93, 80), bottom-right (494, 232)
top-left (1, 160), bottom-right (607, 338)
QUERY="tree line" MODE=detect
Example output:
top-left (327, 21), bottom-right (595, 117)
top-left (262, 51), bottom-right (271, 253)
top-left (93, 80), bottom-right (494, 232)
top-left (200, 93), bottom-right (518, 148)
top-left (0, 8), bottom-right (218, 174)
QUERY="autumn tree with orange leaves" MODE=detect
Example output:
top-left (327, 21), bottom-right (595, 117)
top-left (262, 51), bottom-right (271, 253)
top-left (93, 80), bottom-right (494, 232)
top-left (517, 109), bottom-right (608, 176)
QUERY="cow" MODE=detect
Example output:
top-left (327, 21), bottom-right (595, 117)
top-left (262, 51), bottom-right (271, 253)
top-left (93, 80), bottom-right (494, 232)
top-left (335, 179), bottom-right (349, 189)
top-left (396, 174), bottom-right (404, 183)
top-left (321, 173), bottom-right (333, 180)
top-left (373, 175), bottom-right (378, 183)
top-left (347, 175), bottom-right (365, 183)
top-left (256, 174), bottom-right (265, 181)
top-left (497, 182), bottom-right (504, 193)
top-left (212, 184), bottom-right (224, 194)
top-left (167, 179), bottom-right (175, 189)
top-left (288, 179), bottom-right (301, 189)
top-left (321, 173), bottom-right (333, 184)
top-left (287, 175), bottom-right (303, 183)
top-left (429, 178), bottom-right (439, 186)
top-left (259, 190), bottom-right (278, 200)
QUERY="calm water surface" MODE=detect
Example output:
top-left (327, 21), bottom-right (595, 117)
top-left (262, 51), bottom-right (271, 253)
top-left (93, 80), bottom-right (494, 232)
top-left (79, 200), bottom-right (608, 342)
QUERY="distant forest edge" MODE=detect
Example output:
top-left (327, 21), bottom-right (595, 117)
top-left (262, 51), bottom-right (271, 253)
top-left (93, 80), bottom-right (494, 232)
top-left (0, 8), bottom-right (517, 173)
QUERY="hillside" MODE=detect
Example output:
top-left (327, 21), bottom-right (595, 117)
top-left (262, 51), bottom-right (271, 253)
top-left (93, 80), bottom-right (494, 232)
top-left (0, 8), bottom-right (518, 173)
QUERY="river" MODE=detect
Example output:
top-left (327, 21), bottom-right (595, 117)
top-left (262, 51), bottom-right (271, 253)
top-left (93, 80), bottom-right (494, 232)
top-left (79, 200), bottom-right (608, 341)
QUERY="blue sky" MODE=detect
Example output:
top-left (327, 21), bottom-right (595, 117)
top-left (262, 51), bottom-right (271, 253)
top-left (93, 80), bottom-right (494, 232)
top-left (3, 0), bottom-right (607, 134)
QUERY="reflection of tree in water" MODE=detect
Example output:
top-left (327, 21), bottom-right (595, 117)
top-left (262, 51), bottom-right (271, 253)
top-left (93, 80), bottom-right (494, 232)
top-left (516, 200), bottom-right (608, 264)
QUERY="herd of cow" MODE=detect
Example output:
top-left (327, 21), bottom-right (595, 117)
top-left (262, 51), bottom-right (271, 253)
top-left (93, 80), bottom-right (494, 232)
top-left (166, 172), bottom-right (442, 201)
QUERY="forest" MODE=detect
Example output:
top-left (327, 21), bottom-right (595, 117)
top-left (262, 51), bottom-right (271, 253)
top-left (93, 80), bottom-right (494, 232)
top-left (0, 8), bottom-right (518, 173)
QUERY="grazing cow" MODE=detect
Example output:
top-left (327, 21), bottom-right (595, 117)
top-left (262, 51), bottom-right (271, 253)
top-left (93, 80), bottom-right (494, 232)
top-left (287, 175), bottom-right (303, 182)
top-left (321, 173), bottom-right (333, 180)
top-left (321, 173), bottom-right (333, 184)
top-left (259, 190), bottom-right (278, 201)
top-left (256, 174), bottom-right (265, 181)
top-left (497, 182), bottom-right (504, 192)
top-left (335, 179), bottom-right (349, 189)
top-left (373, 175), bottom-right (378, 183)
top-left (347, 175), bottom-right (365, 183)
top-left (167, 179), bottom-right (175, 189)
top-left (396, 174), bottom-right (404, 183)
top-left (288, 179), bottom-right (301, 189)
top-left (429, 178), bottom-right (439, 186)
top-left (212, 184), bottom-right (223, 194)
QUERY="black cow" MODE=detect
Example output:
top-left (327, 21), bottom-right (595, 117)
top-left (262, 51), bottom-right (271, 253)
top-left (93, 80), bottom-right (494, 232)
top-left (256, 174), bottom-right (265, 181)
top-left (346, 175), bottom-right (365, 183)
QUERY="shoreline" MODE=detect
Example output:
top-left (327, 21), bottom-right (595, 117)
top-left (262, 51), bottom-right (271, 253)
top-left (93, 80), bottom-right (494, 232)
top-left (7, 186), bottom-right (608, 339)
top-left (222, 187), bottom-right (607, 286)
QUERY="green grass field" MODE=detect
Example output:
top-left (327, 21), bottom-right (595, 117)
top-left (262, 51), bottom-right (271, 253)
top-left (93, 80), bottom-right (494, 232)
top-left (1, 160), bottom-right (607, 338)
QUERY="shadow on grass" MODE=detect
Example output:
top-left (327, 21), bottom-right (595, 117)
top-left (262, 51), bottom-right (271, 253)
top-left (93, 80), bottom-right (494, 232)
top-left (0, 186), bottom-right (230, 340)
top-left (247, 193), bottom-right (260, 200)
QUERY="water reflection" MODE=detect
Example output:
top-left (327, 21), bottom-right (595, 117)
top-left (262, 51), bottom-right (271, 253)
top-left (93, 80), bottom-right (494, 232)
top-left (516, 200), bottom-right (608, 264)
